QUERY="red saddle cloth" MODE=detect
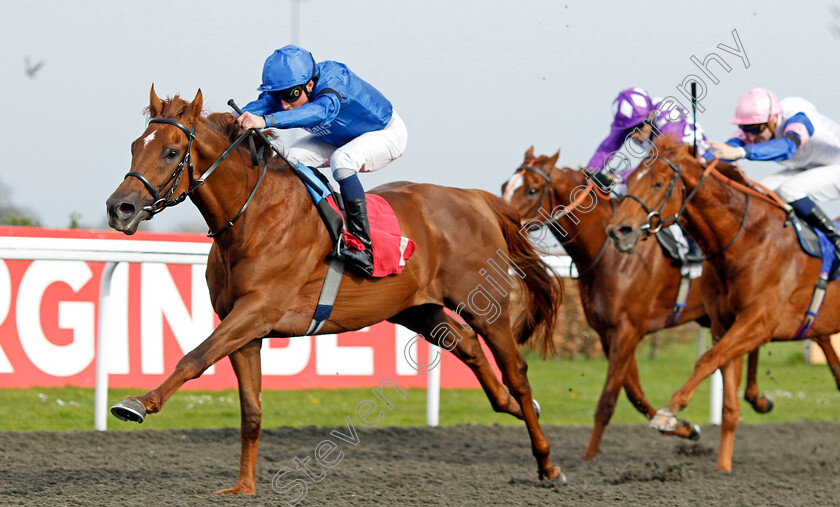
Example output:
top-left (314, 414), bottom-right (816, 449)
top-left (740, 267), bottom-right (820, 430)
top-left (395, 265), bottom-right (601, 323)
top-left (327, 194), bottom-right (416, 277)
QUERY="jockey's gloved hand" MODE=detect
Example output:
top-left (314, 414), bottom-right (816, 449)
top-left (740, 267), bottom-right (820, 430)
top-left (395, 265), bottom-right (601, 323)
top-left (586, 169), bottom-right (617, 193)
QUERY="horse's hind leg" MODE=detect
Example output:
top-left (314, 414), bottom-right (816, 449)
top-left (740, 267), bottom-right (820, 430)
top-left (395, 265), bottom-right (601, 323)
top-left (813, 335), bottom-right (840, 390)
top-left (744, 348), bottom-right (774, 413)
top-left (583, 324), bottom-right (643, 460)
top-left (214, 339), bottom-right (262, 495)
top-left (389, 305), bottom-right (526, 419)
top-left (461, 311), bottom-right (562, 481)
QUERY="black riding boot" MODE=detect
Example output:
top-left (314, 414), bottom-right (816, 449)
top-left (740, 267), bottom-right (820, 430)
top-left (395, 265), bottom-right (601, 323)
top-left (803, 204), bottom-right (840, 255)
top-left (341, 198), bottom-right (375, 276)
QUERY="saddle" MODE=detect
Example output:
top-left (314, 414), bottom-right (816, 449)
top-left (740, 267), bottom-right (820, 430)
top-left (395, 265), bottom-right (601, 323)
top-left (294, 163), bottom-right (416, 277)
top-left (656, 224), bottom-right (704, 279)
top-left (791, 215), bottom-right (840, 280)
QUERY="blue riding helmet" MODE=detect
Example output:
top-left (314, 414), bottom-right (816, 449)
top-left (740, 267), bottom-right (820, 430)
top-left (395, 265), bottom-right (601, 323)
top-left (257, 45), bottom-right (318, 92)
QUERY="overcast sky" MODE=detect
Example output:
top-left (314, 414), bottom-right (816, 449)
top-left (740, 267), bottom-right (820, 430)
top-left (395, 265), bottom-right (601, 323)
top-left (2, 0), bottom-right (840, 231)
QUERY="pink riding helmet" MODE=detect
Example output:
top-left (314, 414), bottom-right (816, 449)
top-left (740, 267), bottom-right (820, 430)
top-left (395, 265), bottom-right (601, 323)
top-left (730, 88), bottom-right (782, 125)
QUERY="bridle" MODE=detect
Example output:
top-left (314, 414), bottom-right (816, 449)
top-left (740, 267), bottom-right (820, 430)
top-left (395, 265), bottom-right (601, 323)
top-left (621, 155), bottom-right (751, 260)
top-left (515, 164), bottom-right (555, 220)
top-left (124, 117), bottom-right (268, 237)
top-left (513, 165), bottom-right (613, 277)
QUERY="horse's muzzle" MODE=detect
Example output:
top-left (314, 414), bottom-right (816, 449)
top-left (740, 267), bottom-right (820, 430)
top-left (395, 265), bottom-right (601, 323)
top-left (106, 193), bottom-right (151, 235)
top-left (607, 223), bottom-right (642, 253)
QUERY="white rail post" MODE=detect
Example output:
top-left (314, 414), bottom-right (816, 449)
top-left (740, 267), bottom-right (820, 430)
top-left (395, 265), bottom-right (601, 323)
top-left (426, 344), bottom-right (441, 427)
top-left (94, 261), bottom-right (119, 431)
top-left (698, 327), bottom-right (723, 425)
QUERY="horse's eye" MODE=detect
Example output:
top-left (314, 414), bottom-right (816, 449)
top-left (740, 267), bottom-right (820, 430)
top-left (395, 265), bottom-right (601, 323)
top-left (166, 149), bottom-right (179, 159)
top-left (527, 188), bottom-right (539, 196)
top-left (653, 182), bottom-right (664, 190)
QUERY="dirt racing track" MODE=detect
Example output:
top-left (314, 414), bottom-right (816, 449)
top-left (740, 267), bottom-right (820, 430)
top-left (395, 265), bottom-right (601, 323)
top-left (0, 422), bottom-right (837, 506)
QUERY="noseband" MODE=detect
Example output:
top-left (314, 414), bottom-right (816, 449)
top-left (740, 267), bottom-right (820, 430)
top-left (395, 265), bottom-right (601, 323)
top-left (621, 156), bottom-right (683, 234)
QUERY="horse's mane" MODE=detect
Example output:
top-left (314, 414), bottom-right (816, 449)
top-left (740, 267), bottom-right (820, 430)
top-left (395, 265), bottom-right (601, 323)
top-left (652, 136), bottom-right (751, 187)
top-left (146, 95), bottom-right (277, 145)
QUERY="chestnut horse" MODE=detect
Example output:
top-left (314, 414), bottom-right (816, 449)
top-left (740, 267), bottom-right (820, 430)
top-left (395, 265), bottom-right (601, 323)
top-left (105, 88), bottom-right (564, 494)
top-left (607, 138), bottom-right (840, 471)
top-left (502, 147), bottom-right (711, 460)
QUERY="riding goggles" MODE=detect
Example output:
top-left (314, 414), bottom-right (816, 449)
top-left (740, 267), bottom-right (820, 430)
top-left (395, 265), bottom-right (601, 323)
top-left (273, 85), bottom-right (305, 103)
top-left (739, 123), bottom-right (768, 135)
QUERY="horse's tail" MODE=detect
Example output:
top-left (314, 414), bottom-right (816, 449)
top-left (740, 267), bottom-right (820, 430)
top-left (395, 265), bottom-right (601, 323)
top-left (482, 193), bottom-right (563, 356)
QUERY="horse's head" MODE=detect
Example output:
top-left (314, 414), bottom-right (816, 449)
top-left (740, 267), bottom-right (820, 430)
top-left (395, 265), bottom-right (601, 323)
top-left (501, 146), bottom-right (562, 220)
top-left (607, 139), bottom-right (689, 252)
top-left (106, 85), bottom-right (204, 234)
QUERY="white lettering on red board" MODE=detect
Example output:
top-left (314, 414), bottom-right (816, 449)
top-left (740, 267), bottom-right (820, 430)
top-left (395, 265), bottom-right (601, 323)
top-left (17, 261), bottom-right (95, 377)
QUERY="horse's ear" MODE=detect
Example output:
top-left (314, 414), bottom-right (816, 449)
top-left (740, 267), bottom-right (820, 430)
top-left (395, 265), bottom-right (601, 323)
top-left (549, 149), bottom-right (561, 167)
top-left (149, 83), bottom-right (163, 118)
top-left (524, 145), bottom-right (535, 162)
top-left (184, 89), bottom-right (204, 124)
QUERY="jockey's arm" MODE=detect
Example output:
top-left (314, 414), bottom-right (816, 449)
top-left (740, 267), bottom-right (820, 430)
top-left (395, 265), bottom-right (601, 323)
top-left (703, 113), bottom-right (815, 163)
top-left (263, 94), bottom-right (341, 129)
top-left (741, 112), bottom-right (814, 161)
top-left (587, 128), bottom-right (628, 174)
top-left (241, 92), bottom-right (280, 117)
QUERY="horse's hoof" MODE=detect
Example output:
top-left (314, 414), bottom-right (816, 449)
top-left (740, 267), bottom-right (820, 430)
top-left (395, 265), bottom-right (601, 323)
top-left (539, 466), bottom-right (566, 483)
top-left (763, 395), bottom-right (774, 413)
top-left (111, 398), bottom-right (146, 423)
top-left (650, 408), bottom-right (678, 432)
top-left (688, 423), bottom-right (702, 441)
top-left (532, 399), bottom-right (541, 420)
top-left (213, 486), bottom-right (254, 495)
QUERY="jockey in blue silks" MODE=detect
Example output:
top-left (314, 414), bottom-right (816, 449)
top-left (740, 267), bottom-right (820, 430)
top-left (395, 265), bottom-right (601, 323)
top-left (706, 87), bottom-right (840, 255)
top-left (236, 45), bottom-right (408, 276)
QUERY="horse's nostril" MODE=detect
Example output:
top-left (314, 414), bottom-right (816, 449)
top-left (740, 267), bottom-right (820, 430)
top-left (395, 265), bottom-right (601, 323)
top-left (118, 202), bottom-right (135, 218)
top-left (617, 226), bottom-right (633, 238)
top-left (609, 225), bottom-right (633, 239)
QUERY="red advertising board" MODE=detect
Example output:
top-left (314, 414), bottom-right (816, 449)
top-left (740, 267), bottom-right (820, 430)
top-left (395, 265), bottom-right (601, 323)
top-left (0, 227), bottom-right (493, 390)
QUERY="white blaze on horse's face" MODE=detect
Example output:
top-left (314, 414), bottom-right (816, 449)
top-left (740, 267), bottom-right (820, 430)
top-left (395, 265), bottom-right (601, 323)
top-left (502, 172), bottom-right (525, 202)
top-left (143, 132), bottom-right (156, 147)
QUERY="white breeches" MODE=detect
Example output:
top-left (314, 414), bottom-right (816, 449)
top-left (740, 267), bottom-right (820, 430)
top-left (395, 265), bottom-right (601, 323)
top-left (279, 111), bottom-right (407, 181)
top-left (759, 164), bottom-right (840, 202)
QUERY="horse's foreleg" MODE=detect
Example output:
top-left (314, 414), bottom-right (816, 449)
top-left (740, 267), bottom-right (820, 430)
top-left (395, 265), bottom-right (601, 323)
top-left (582, 325), bottom-right (641, 461)
top-left (114, 298), bottom-right (274, 419)
top-left (717, 355), bottom-right (744, 472)
top-left (651, 310), bottom-right (771, 430)
top-left (623, 356), bottom-right (702, 441)
top-left (744, 349), bottom-right (773, 413)
top-left (813, 335), bottom-right (840, 390)
top-left (214, 339), bottom-right (263, 495)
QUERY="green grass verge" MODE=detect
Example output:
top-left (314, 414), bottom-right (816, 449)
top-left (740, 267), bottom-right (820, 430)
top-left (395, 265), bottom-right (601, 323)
top-left (1, 334), bottom-right (837, 432)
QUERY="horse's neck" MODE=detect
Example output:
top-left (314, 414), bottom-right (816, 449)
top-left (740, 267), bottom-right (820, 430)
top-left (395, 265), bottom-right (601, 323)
top-left (680, 168), bottom-right (759, 261)
top-left (549, 178), bottom-right (611, 266)
top-left (189, 129), bottom-right (325, 251)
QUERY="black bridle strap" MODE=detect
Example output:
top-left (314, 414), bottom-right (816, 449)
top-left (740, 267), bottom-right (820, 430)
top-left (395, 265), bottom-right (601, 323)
top-left (628, 155), bottom-right (750, 261)
top-left (516, 165), bottom-right (554, 220)
top-left (125, 116), bottom-right (269, 237)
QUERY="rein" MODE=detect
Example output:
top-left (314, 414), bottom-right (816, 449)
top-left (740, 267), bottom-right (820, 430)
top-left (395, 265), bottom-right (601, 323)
top-left (124, 117), bottom-right (269, 237)
top-left (517, 166), bottom-right (613, 277)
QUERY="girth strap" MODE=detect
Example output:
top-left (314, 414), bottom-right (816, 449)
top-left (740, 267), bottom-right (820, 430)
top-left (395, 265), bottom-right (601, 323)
top-left (793, 275), bottom-right (829, 340)
top-left (305, 257), bottom-right (346, 335)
